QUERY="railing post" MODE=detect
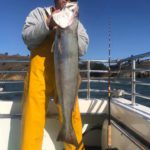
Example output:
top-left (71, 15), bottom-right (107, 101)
top-left (87, 60), bottom-right (90, 99)
top-left (131, 60), bottom-right (136, 105)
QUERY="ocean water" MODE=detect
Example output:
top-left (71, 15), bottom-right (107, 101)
top-left (79, 78), bottom-right (150, 107)
top-left (0, 78), bottom-right (150, 107)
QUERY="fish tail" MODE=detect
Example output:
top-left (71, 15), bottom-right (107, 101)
top-left (57, 125), bottom-right (78, 147)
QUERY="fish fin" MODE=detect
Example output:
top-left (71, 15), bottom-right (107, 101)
top-left (57, 126), bottom-right (78, 147)
top-left (77, 73), bottom-right (82, 88)
top-left (58, 40), bottom-right (63, 54)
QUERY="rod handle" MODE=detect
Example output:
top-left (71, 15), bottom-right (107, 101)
top-left (108, 125), bottom-right (112, 147)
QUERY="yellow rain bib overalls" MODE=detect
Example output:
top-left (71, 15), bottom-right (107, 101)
top-left (20, 30), bottom-right (84, 150)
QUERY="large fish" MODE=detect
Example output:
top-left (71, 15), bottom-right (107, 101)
top-left (53, 14), bottom-right (79, 146)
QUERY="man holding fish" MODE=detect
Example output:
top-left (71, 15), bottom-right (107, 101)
top-left (21, 0), bottom-right (89, 150)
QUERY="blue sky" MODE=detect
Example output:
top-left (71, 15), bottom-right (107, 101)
top-left (0, 0), bottom-right (150, 60)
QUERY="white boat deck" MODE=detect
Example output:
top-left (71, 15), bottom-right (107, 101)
top-left (0, 98), bottom-right (149, 150)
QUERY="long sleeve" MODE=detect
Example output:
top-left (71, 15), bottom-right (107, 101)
top-left (22, 7), bottom-right (51, 49)
top-left (77, 22), bottom-right (89, 56)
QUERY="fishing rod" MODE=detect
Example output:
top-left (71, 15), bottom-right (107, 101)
top-left (105, 18), bottom-right (118, 150)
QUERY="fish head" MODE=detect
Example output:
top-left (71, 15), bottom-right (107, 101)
top-left (52, 1), bottom-right (79, 28)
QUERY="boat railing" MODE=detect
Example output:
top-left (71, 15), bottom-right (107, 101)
top-left (118, 52), bottom-right (150, 105)
top-left (78, 52), bottom-right (150, 106)
top-left (78, 59), bottom-right (117, 99)
top-left (0, 52), bottom-right (150, 106)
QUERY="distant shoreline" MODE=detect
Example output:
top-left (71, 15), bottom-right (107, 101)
top-left (0, 54), bottom-right (150, 80)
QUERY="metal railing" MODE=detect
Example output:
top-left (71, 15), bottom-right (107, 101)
top-left (0, 52), bottom-right (150, 106)
top-left (78, 59), bottom-right (118, 99)
top-left (78, 52), bottom-right (150, 106)
top-left (118, 52), bottom-right (150, 105)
